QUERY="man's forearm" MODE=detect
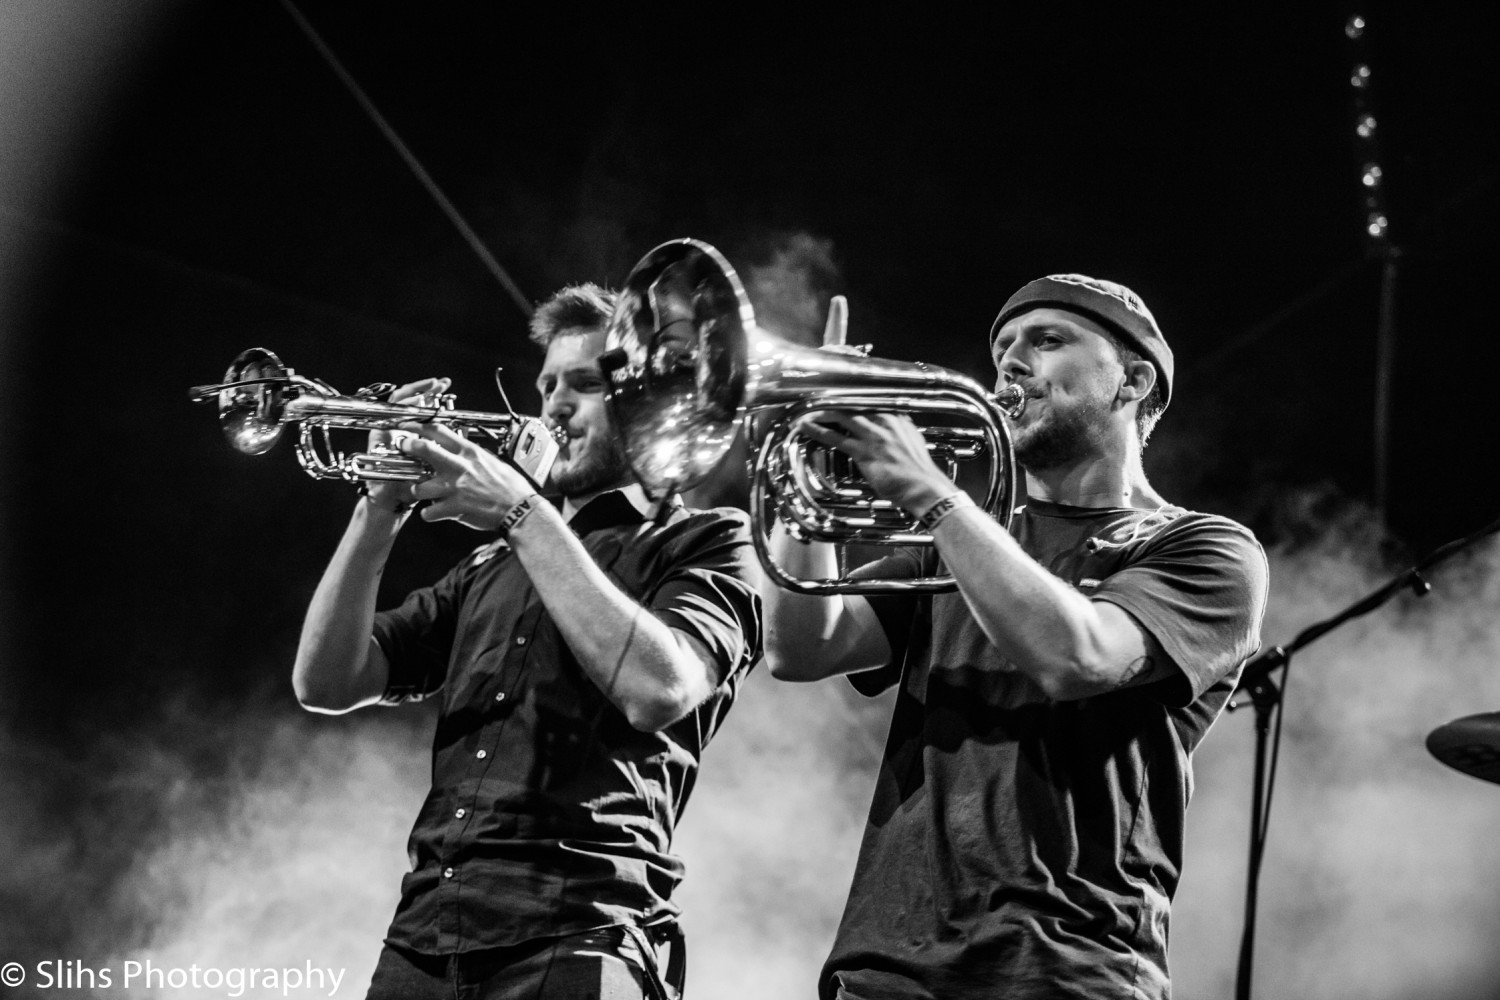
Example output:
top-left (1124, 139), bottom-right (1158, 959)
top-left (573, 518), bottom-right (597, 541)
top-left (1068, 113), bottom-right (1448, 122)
top-left (760, 525), bottom-right (889, 681)
top-left (930, 504), bottom-right (1149, 699)
top-left (504, 501), bottom-right (717, 731)
top-left (292, 502), bottom-right (404, 713)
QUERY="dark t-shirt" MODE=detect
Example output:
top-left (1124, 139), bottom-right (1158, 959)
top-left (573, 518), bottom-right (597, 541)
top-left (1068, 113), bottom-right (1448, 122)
top-left (370, 491), bottom-right (763, 954)
top-left (824, 499), bottom-right (1268, 1000)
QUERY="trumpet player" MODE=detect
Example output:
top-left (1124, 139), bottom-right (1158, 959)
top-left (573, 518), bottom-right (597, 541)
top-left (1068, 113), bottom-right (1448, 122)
top-left (292, 284), bottom-right (763, 1000)
top-left (762, 275), bottom-right (1269, 1000)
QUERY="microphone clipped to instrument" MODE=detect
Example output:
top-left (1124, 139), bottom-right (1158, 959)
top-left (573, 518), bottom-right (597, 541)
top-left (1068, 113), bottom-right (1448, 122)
top-left (189, 347), bottom-right (564, 487)
top-left (600, 238), bottom-right (1025, 594)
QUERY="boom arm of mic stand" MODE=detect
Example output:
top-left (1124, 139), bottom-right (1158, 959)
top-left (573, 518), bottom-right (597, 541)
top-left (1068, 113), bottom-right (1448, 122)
top-left (1227, 511), bottom-right (1500, 1000)
top-left (1228, 510), bottom-right (1500, 711)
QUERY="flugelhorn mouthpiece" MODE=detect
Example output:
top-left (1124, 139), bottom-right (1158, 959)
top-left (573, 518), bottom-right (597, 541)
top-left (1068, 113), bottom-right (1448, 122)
top-left (994, 383), bottom-right (1027, 420)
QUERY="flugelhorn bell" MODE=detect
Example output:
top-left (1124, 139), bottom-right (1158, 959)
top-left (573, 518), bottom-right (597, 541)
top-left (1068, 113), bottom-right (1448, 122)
top-left (599, 240), bottom-right (750, 493)
top-left (601, 238), bottom-right (1023, 594)
top-left (189, 347), bottom-right (564, 486)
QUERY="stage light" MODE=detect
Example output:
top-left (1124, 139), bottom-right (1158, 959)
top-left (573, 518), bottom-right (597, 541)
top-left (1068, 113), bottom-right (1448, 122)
top-left (1362, 164), bottom-right (1383, 188)
top-left (1366, 213), bottom-right (1388, 238)
top-left (1345, 15), bottom-right (1366, 40)
top-left (1351, 64), bottom-right (1371, 88)
top-left (1356, 114), bottom-right (1377, 138)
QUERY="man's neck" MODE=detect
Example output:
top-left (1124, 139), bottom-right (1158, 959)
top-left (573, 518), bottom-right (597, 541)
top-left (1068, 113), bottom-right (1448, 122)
top-left (1022, 443), bottom-right (1164, 510)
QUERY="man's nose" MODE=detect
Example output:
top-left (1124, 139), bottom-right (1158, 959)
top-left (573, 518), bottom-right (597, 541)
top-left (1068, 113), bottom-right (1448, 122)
top-left (999, 347), bottom-right (1030, 382)
top-left (545, 389), bottom-right (575, 423)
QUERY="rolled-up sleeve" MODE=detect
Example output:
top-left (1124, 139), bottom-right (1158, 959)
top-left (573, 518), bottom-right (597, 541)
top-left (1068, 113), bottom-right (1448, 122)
top-left (648, 510), bottom-right (764, 686)
top-left (1090, 516), bottom-right (1269, 706)
top-left (372, 559), bottom-right (472, 705)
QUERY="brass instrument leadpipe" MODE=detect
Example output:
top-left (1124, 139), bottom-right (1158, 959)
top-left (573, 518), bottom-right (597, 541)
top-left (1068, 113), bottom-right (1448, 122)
top-left (190, 347), bottom-right (563, 486)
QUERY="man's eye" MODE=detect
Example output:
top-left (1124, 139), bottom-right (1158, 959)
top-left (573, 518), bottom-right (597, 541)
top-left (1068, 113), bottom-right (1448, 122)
top-left (576, 378), bottom-right (604, 392)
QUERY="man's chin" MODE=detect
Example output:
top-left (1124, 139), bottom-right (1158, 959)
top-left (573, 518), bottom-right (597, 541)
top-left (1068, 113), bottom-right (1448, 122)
top-left (1014, 419), bottom-right (1090, 472)
top-left (549, 456), bottom-right (633, 499)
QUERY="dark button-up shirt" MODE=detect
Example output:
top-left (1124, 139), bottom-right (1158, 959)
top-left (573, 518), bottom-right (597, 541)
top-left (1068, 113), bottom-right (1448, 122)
top-left (371, 490), bottom-right (763, 954)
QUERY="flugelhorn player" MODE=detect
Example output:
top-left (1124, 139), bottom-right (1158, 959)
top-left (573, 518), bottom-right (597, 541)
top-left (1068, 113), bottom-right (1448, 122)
top-left (291, 284), bottom-right (762, 999)
top-left (761, 275), bottom-right (1270, 1000)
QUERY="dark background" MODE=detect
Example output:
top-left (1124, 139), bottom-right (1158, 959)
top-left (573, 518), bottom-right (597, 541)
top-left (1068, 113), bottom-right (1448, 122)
top-left (2, 3), bottom-right (1498, 997)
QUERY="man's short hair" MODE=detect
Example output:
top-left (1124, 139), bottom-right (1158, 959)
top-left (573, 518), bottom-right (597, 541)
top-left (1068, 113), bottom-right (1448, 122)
top-left (1098, 329), bottom-right (1166, 447)
top-left (527, 283), bottom-right (618, 348)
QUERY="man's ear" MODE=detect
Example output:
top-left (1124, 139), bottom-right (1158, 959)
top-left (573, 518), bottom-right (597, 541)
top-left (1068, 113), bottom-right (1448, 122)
top-left (1117, 360), bottom-right (1156, 402)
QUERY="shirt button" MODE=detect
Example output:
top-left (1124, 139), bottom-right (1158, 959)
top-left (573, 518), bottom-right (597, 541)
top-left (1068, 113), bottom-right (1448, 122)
top-left (494, 692), bottom-right (506, 702)
top-left (476, 749), bottom-right (487, 759)
top-left (455, 808), bottom-right (466, 819)
top-left (515, 636), bottom-right (527, 646)
top-left (443, 867), bottom-right (454, 878)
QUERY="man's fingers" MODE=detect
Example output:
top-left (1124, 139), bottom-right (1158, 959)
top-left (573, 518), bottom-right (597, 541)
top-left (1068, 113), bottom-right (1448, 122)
top-left (396, 420), bottom-right (472, 457)
top-left (795, 411), bottom-right (858, 451)
top-left (418, 500), bottom-right (450, 524)
top-left (396, 433), bottom-right (462, 471)
top-left (797, 421), bottom-right (844, 446)
top-left (409, 476), bottom-right (447, 501)
top-left (797, 409), bottom-right (862, 435)
top-left (390, 377), bottom-right (451, 403)
top-left (420, 498), bottom-right (485, 531)
top-left (844, 413), bottom-right (891, 437)
top-left (416, 422), bottom-right (472, 454)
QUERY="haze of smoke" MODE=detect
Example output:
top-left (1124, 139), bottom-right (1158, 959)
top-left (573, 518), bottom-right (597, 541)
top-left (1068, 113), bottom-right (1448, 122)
top-left (82, 673), bottom-right (888, 1000)
top-left (81, 706), bottom-right (432, 999)
top-left (674, 672), bottom-right (892, 998)
top-left (10, 510), bottom-right (1499, 1000)
top-left (25, 671), bottom-right (888, 1000)
top-left (1171, 518), bottom-right (1500, 1000)
top-left (742, 232), bottom-right (841, 346)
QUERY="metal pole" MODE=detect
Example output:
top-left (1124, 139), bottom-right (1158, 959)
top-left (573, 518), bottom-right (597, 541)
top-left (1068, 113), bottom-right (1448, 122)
top-left (1372, 248), bottom-right (1399, 518)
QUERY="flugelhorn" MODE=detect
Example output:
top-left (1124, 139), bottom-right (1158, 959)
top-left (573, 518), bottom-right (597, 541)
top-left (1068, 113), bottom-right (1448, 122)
top-left (189, 347), bottom-right (563, 486)
top-left (600, 239), bottom-right (1023, 594)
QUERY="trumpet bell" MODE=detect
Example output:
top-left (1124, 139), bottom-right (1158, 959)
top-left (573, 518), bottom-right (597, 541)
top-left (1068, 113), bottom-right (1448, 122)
top-left (218, 347), bottom-right (292, 455)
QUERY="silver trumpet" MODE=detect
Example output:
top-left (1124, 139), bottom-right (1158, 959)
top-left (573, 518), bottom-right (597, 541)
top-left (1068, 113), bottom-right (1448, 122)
top-left (189, 347), bottom-right (564, 486)
top-left (600, 238), bottom-right (1025, 594)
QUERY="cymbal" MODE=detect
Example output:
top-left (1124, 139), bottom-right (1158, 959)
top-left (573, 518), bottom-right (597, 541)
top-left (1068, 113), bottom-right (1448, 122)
top-left (1426, 713), bottom-right (1500, 785)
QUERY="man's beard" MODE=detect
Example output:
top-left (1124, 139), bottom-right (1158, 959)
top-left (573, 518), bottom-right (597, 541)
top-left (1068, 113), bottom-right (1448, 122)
top-left (1013, 394), bottom-right (1113, 472)
top-left (548, 431), bottom-right (633, 498)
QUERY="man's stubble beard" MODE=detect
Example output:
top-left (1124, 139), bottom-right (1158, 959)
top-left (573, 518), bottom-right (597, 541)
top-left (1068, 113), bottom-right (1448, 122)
top-left (1013, 393), bottom-right (1114, 473)
top-left (548, 431), bottom-right (633, 498)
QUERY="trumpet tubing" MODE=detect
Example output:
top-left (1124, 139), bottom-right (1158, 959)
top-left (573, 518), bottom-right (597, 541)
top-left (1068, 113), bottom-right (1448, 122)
top-left (189, 347), bottom-right (562, 486)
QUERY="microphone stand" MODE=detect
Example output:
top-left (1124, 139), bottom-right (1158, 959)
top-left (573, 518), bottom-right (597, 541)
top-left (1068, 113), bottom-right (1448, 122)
top-left (1228, 512), bottom-right (1500, 1000)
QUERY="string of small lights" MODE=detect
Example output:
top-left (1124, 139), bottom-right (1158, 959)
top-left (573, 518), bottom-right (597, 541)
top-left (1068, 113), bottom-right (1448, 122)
top-left (1345, 13), bottom-right (1402, 517)
top-left (1346, 14), bottom-right (1391, 246)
